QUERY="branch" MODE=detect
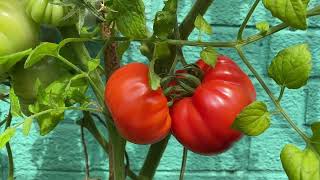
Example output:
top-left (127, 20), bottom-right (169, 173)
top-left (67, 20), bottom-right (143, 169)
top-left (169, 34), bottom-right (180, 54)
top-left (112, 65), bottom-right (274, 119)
top-left (179, 148), bottom-right (188, 180)
top-left (179, 0), bottom-right (214, 40)
top-left (138, 135), bottom-right (170, 179)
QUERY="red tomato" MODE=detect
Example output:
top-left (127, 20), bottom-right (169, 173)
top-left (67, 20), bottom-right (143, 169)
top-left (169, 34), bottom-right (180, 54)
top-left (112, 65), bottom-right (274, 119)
top-left (171, 55), bottom-right (256, 155)
top-left (105, 63), bottom-right (171, 144)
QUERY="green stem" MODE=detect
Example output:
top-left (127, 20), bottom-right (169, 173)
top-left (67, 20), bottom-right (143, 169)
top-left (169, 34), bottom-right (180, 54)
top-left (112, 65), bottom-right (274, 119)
top-left (179, 148), bottom-right (188, 180)
top-left (82, 114), bottom-right (138, 180)
top-left (57, 55), bottom-right (84, 74)
top-left (237, 0), bottom-right (261, 40)
top-left (82, 112), bottom-right (109, 153)
top-left (13, 106), bottom-right (101, 129)
top-left (166, 39), bottom-right (236, 48)
top-left (236, 47), bottom-right (310, 143)
top-left (240, 5), bottom-right (320, 46)
top-left (106, 120), bottom-right (126, 180)
top-left (277, 86), bottom-right (285, 102)
top-left (80, 121), bottom-right (90, 179)
top-left (4, 109), bottom-right (13, 180)
top-left (138, 135), bottom-right (170, 179)
top-left (307, 5), bottom-right (320, 17)
top-left (60, 26), bottom-right (126, 180)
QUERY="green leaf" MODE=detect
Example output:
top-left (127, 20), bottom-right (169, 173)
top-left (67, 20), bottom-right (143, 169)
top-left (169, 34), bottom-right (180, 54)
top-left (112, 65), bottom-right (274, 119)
top-left (256, 21), bottom-right (270, 33)
top-left (31, 77), bottom-right (67, 135)
top-left (153, 0), bottom-right (177, 38)
top-left (149, 71), bottom-right (161, 91)
top-left (0, 49), bottom-right (32, 74)
top-left (37, 110), bottom-right (64, 136)
top-left (88, 59), bottom-right (100, 72)
top-left (280, 144), bottom-right (320, 180)
top-left (268, 43), bottom-right (312, 89)
top-left (9, 88), bottom-right (22, 117)
top-left (22, 118), bottom-right (33, 136)
top-left (58, 38), bottom-right (92, 51)
top-left (25, 43), bottom-right (58, 68)
top-left (113, 0), bottom-right (148, 38)
top-left (232, 101), bottom-right (270, 136)
top-left (194, 14), bottom-right (213, 35)
top-left (149, 52), bottom-right (161, 91)
top-left (30, 74), bottom-right (88, 135)
top-left (311, 122), bottom-right (320, 154)
top-left (262, 0), bottom-right (310, 29)
top-left (200, 47), bottom-right (218, 66)
top-left (0, 128), bottom-right (16, 148)
top-left (65, 75), bottom-right (89, 105)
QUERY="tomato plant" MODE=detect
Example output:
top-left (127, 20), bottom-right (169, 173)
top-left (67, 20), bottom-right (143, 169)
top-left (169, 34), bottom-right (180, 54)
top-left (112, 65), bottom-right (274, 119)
top-left (171, 56), bottom-right (256, 154)
top-left (0, 0), bottom-right (319, 179)
top-left (105, 63), bottom-right (171, 144)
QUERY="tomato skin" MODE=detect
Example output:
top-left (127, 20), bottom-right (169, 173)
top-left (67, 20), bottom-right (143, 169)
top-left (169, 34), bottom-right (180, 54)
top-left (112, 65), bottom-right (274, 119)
top-left (105, 63), bottom-right (171, 144)
top-left (0, 0), bottom-right (39, 56)
top-left (171, 55), bottom-right (256, 155)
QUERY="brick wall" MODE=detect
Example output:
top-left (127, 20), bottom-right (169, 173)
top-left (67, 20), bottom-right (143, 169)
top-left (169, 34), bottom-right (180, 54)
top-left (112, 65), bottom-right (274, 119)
top-left (1, 0), bottom-right (320, 179)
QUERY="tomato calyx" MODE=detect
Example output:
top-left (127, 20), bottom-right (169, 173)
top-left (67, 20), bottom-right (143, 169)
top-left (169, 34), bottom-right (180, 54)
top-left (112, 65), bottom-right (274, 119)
top-left (161, 63), bottom-right (204, 102)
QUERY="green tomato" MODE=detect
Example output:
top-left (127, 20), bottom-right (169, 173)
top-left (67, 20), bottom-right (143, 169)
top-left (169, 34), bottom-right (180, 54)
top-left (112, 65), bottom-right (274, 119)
top-left (0, 0), bottom-right (39, 56)
top-left (11, 57), bottom-right (71, 105)
top-left (25, 0), bottom-right (76, 27)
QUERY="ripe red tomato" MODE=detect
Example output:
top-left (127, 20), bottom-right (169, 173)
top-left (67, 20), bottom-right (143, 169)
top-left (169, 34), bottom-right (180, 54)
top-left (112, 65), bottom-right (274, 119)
top-left (105, 63), bottom-right (171, 144)
top-left (171, 55), bottom-right (256, 155)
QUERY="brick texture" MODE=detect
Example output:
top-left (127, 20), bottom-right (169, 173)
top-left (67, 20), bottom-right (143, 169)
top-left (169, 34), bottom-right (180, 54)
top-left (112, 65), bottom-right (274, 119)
top-left (1, 0), bottom-right (320, 179)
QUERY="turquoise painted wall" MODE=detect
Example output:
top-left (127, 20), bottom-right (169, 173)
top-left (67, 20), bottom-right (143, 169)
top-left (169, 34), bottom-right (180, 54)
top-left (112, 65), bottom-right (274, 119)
top-left (1, 0), bottom-right (320, 179)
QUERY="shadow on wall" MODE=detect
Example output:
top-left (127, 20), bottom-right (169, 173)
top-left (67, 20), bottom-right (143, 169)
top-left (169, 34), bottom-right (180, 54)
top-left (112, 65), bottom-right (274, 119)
top-left (30, 120), bottom-right (84, 180)
top-left (29, 111), bottom-right (109, 180)
top-left (1, 152), bottom-right (8, 180)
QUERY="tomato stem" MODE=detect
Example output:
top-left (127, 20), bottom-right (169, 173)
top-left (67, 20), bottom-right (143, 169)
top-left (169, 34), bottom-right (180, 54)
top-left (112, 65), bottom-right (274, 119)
top-left (138, 135), bottom-right (171, 179)
top-left (277, 86), bottom-right (285, 102)
top-left (179, 148), bottom-right (188, 180)
top-left (178, 0), bottom-right (214, 40)
top-left (80, 120), bottom-right (90, 179)
top-left (237, 0), bottom-right (261, 41)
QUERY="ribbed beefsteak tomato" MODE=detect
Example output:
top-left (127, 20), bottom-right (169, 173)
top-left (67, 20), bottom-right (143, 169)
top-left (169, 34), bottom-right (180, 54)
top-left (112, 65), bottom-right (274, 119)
top-left (105, 63), bottom-right (171, 144)
top-left (171, 55), bottom-right (256, 155)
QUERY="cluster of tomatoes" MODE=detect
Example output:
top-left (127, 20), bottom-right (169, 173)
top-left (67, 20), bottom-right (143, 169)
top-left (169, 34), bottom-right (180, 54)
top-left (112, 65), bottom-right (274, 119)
top-left (105, 56), bottom-right (256, 155)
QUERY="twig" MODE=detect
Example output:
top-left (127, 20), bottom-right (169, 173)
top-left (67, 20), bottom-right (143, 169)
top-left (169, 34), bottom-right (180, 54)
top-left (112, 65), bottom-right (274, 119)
top-left (179, 148), bottom-right (188, 180)
top-left (237, 0), bottom-right (261, 40)
top-left (179, 0), bottom-right (214, 40)
top-left (91, 113), bottom-right (108, 129)
top-left (81, 119), bottom-right (90, 180)
top-left (5, 108), bottom-right (13, 180)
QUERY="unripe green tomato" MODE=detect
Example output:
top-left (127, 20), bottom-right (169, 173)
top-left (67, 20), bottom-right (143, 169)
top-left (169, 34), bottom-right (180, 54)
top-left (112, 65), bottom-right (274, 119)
top-left (11, 57), bottom-right (71, 106)
top-left (0, 0), bottom-right (39, 56)
top-left (25, 0), bottom-right (76, 27)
